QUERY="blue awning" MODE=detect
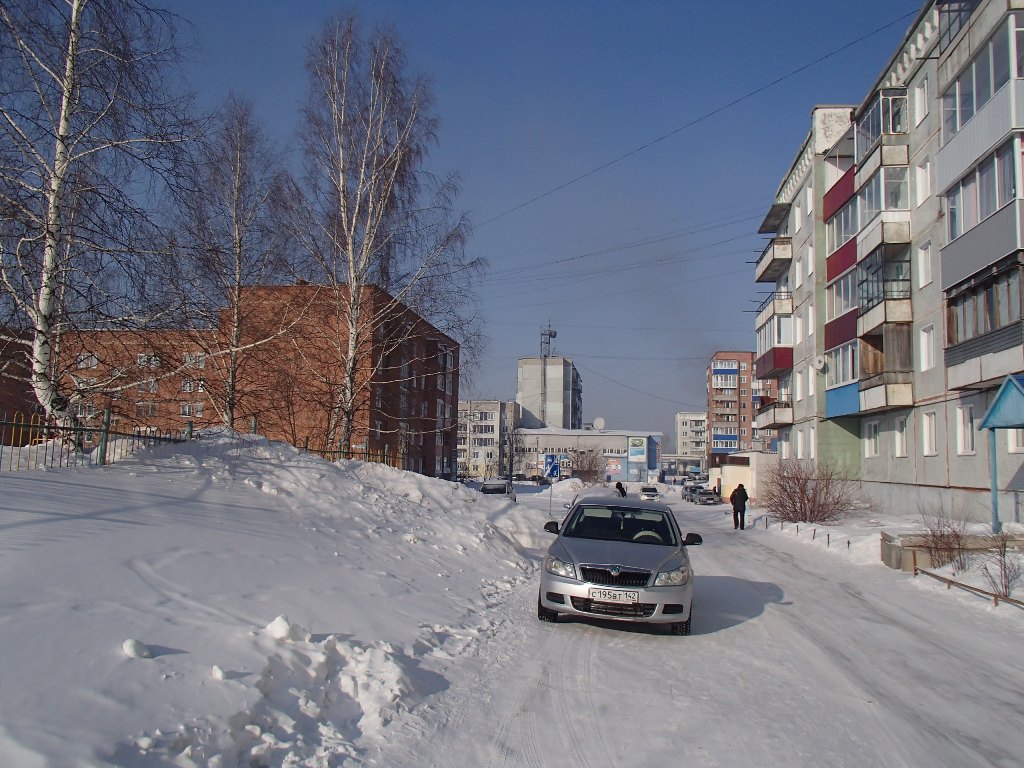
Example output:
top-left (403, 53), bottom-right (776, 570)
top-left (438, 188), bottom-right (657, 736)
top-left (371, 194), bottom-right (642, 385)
top-left (979, 374), bottom-right (1024, 430)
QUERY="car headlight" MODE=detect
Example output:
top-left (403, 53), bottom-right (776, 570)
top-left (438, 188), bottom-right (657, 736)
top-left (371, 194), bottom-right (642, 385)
top-left (654, 567), bottom-right (689, 587)
top-left (544, 555), bottom-right (577, 580)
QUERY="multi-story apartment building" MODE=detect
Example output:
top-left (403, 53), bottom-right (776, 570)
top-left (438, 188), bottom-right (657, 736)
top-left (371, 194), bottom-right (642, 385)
top-left (674, 411), bottom-right (707, 471)
top-left (516, 356), bottom-right (583, 429)
top-left (706, 351), bottom-right (776, 468)
top-left (756, 0), bottom-right (1024, 519)
top-left (39, 283), bottom-right (461, 477)
top-left (456, 399), bottom-right (521, 478)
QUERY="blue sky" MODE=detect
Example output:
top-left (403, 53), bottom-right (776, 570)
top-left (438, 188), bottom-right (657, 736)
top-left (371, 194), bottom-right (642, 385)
top-left (173, 0), bottom-right (923, 447)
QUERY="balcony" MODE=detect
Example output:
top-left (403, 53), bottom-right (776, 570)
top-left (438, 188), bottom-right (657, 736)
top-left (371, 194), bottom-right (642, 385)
top-left (858, 296), bottom-right (912, 336)
top-left (755, 398), bottom-right (793, 429)
top-left (754, 237), bottom-right (792, 283)
top-left (755, 290), bottom-right (794, 330)
top-left (859, 372), bottom-right (913, 413)
top-left (755, 345), bottom-right (793, 379)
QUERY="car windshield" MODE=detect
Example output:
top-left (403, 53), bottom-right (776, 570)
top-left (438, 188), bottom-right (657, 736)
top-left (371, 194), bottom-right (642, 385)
top-left (480, 484), bottom-right (507, 494)
top-left (641, 487), bottom-right (658, 494)
top-left (563, 505), bottom-right (676, 546)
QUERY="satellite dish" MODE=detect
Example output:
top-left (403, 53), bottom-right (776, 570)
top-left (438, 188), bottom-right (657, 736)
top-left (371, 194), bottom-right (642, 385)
top-left (813, 354), bottom-right (826, 371)
top-left (593, 417), bottom-right (605, 430)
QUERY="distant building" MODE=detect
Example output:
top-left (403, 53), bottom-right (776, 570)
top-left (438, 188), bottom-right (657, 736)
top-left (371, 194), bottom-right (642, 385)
top-left (674, 411), bottom-right (707, 471)
top-left (706, 351), bottom-right (776, 469)
top-left (456, 399), bottom-right (521, 478)
top-left (516, 356), bottom-right (583, 429)
top-left (515, 426), bottom-right (662, 483)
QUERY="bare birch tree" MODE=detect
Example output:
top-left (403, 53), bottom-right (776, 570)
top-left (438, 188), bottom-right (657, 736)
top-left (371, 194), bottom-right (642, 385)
top-left (163, 95), bottom-right (296, 430)
top-left (0, 0), bottom-right (193, 429)
top-left (296, 14), bottom-right (483, 452)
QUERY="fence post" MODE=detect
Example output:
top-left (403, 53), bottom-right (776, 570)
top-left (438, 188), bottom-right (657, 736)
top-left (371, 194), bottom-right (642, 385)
top-left (185, 421), bottom-right (193, 441)
top-left (98, 409), bottom-right (112, 466)
top-left (303, 436), bottom-right (309, 453)
top-left (250, 415), bottom-right (258, 434)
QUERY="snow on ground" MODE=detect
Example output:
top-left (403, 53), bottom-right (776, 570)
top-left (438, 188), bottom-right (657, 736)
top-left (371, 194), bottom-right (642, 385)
top-left (0, 433), bottom-right (1021, 766)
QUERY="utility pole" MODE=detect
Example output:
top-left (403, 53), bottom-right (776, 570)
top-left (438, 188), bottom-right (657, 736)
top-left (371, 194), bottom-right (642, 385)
top-left (540, 324), bottom-right (556, 427)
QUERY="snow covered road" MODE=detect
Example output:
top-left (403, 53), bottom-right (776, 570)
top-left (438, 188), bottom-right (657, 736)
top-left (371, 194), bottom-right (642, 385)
top-left (367, 499), bottom-right (1024, 768)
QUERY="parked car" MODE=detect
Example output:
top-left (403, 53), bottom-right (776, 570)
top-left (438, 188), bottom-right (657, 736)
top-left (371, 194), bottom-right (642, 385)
top-left (638, 485), bottom-right (662, 502)
top-left (537, 496), bottom-right (703, 635)
top-left (479, 479), bottom-right (516, 502)
top-left (695, 488), bottom-right (721, 505)
top-left (682, 484), bottom-right (703, 502)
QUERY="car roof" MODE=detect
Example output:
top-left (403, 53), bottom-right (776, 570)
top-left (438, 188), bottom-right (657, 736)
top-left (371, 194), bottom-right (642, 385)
top-left (571, 495), bottom-right (673, 513)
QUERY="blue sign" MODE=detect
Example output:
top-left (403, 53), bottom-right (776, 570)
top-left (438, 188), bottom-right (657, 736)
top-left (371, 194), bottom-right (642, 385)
top-left (544, 454), bottom-right (560, 478)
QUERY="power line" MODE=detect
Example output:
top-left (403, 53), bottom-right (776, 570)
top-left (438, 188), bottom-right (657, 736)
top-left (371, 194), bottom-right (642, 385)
top-left (574, 361), bottom-right (706, 410)
top-left (476, 9), bottom-right (920, 228)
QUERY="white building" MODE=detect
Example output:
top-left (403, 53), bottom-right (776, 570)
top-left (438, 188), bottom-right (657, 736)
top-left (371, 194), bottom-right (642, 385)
top-left (674, 411), bottom-right (707, 471)
top-left (456, 400), bottom-right (521, 479)
top-left (516, 356), bottom-right (583, 429)
top-left (515, 427), bottom-right (662, 483)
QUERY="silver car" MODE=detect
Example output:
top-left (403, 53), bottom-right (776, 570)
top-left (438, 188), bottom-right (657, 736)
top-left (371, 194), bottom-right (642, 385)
top-left (537, 496), bottom-right (702, 635)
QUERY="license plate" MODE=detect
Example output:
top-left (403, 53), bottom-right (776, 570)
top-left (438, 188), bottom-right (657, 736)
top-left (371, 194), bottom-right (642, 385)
top-left (589, 588), bottom-right (639, 603)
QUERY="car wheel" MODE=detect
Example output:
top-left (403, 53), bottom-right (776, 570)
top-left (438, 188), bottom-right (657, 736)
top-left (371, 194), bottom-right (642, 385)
top-left (537, 596), bottom-right (559, 623)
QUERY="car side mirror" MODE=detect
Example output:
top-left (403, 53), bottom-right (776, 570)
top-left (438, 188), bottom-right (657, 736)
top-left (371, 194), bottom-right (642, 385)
top-left (544, 521), bottom-right (560, 534)
top-left (683, 532), bottom-right (703, 546)
top-left (563, 503), bottom-right (571, 510)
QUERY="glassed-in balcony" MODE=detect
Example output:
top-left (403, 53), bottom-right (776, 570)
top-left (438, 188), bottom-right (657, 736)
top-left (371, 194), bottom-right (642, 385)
top-left (755, 237), bottom-right (792, 283)
top-left (755, 312), bottom-right (793, 379)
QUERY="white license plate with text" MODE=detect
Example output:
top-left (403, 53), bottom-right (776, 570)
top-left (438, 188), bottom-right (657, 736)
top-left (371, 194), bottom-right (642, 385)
top-left (589, 588), bottom-right (639, 603)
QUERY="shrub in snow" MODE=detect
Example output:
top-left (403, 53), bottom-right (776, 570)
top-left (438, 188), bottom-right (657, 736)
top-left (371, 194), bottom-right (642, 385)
top-left (981, 531), bottom-right (1023, 598)
top-left (919, 511), bottom-right (970, 573)
top-left (761, 460), bottom-right (867, 524)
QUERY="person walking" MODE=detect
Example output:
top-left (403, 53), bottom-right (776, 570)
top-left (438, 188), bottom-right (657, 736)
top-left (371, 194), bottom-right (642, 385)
top-left (614, 481), bottom-right (626, 497)
top-left (729, 483), bottom-right (749, 530)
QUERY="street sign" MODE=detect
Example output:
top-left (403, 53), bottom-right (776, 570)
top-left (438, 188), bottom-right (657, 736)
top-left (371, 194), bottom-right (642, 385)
top-left (544, 454), bottom-right (560, 478)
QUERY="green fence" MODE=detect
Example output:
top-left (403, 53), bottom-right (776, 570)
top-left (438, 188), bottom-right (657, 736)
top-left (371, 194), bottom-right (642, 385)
top-left (0, 410), bottom-right (193, 472)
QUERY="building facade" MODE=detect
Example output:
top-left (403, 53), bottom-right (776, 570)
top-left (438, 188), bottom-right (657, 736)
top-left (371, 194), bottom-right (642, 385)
top-left (756, 0), bottom-right (1024, 519)
top-left (516, 356), bottom-right (583, 429)
top-left (674, 410), bottom-right (707, 471)
top-left (47, 284), bottom-right (460, 477)
top-left (706, 351), bottom-right (776, 468)
top-left (456, 399), bottom-right (521, 479)
top-left (515, 427), bottom-right (663, 483)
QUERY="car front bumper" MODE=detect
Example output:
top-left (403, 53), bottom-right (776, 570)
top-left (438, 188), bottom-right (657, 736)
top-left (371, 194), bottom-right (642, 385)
top-left (539, 571), bottom-right (692, 624)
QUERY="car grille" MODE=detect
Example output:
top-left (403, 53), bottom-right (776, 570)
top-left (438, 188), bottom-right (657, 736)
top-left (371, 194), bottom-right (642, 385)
top-left (570, 597), bottom-right (657, 618)
top-left (580, 566), bottom-right (651, 587)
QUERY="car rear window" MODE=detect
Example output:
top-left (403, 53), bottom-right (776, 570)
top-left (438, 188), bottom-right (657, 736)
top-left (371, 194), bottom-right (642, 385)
top-left (480, 484), bottom-right (507, 493)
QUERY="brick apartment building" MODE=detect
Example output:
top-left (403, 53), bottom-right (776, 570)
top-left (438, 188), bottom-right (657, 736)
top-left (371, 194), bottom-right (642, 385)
top-left (706, 351), bottom-right (776, 469)
top-left (5, 284), bottom-right (460, 477)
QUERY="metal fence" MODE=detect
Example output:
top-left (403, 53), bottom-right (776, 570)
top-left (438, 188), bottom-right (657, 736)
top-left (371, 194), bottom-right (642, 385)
top-left (0, 410), bottom-right (193, 472)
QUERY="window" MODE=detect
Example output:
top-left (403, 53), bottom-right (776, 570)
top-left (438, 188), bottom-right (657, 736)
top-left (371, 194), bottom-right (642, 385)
top-left (794, 255), bottom-right (803, 288)
top-left (796, 429), bottom-right (804, 459)
top-left (920, 325), bottom-right (935, 371)
top-left (859, 246), bottom-right (911, 312)
top-left (135, 401), bottom-right (157, 418)
top-left (957, 404), bottom-right (976, 454)
top-left (137, 353), bottom-right (159, 369)
top-left (825, 196), bottom-right (859, 254)
top-left (1009, 428), bottom-right (1024, 453)
top-left (917, 241), bottom-right (932, 288)
top-left (894, 416), bottom-right (908, 457)
top-left (947, 268), bottom-right (1021, 345)
top-left (809, 425), bottom-right (816, 459)
top-left (914, 76), bottom-right (929, 125)
top-left (856, 89), bottom-right (907, 162)
top-left (825, 341), bottom-right (859, 388)
top-left (76, 353), bottom-right (98, 369)
top-left (806, 303), bottom-right (814, 336)
top-left (806, 245), bottom-right (814, 277)
top-left (916, 158), bottom-right (931, 206)
top-left (136, 379), bottom-right (158, 394)
top-left (863, 421), bottom-right (880, 458)
top-left (826, 270), bottom-right (859, 320)
top-left (942, 21), bottom-right (1009, 138)
top-left (946, 141), bottom-right (1016, 241)
top-left (793, 202), bottom-right (802, 234)
top-left (795, 368), bottom-right (803, 401)
top-left (922, 411), bottom-right (937, 456)
top-left (806, 186), bottom-right (814, 218)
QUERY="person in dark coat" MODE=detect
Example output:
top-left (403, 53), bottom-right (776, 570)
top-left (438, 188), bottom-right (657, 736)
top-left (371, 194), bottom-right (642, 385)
top-left (614, 481), bottom-right (626, 497)
top-left (729, 484), bottom-right (749, 530)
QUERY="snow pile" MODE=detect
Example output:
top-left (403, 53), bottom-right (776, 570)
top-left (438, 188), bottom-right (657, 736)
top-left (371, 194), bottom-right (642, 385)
top-left (0, 429), bottom-right (544, 766)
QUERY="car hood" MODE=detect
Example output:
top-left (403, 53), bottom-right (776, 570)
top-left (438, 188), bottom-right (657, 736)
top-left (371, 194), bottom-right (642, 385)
top-left (554, 537), bottom-right (683, 571)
